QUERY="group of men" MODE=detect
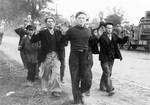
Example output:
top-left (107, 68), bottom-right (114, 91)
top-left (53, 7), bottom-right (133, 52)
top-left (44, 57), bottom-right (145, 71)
top-left (15, 11), bottom-right (129, 105)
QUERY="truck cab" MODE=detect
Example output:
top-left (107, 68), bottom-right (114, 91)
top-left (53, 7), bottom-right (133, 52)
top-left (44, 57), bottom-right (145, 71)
top-left (128, 11), bottom-right (150, 51)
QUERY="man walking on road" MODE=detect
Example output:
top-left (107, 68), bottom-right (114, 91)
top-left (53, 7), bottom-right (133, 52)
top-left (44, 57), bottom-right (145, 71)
top-left (96, 22), bottom-right (129, 96)
top-left (64, 11), bottom-right (92, 104)
top-left (31, 17), bottom-right (64, 97)
top-left (19, 25), bottom-right (39, 86)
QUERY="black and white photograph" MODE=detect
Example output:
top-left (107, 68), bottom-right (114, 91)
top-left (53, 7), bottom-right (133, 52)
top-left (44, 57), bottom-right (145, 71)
top-left (0, 0), bottom-right (150, 105)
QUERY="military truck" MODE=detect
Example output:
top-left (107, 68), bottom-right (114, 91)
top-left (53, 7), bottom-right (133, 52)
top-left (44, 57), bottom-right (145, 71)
top-left (127, 11), bottom-right (150, 51)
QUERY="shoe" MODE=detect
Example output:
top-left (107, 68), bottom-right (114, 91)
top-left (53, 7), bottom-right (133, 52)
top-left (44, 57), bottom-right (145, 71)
top-left (22, 81), bottom-right (34, 87)
top-left (27, 81), bottom-right (34, 86)
top-left (42, 88), bottom-right (48, 93)
top-left (73, 102), bottom-right (82, 105)
top-left (74, 103), bottom-right (82, 105)
top-left (52, 92), bottom-right (60, 97)
top-left (61, 79), bottom-right (65, 83)
top-left (100, 88), bottom-right (106, 91)
top-left (79, 92), bottom-right (84, 104)
top-left (35, 76), bottom-right (39, 80)
top-left (84, 90), bottom-right (90, 96)
top-left (108, 91), bottom-right (115, 96)
top-left (80, 96), bottom-right (84, 104)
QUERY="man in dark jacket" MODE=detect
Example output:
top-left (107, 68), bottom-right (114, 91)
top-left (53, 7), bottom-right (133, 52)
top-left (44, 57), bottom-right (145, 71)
top-left (31, 17), bottom-right (64, 97)
top-left (19, 25), bottom-right (39, 86)
top-left (96, 22), bottom-right (129, 96)
top-left (15, 19), bottom-right (30, 69)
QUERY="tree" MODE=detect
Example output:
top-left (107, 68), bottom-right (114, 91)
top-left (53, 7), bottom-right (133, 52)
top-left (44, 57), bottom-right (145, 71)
top-left (21, 0), bottom-right (53, 20)
top-left (91, 17), bottom-right (100, 28)
top-left (105, 7), bottom-right (124, 26)
top-left (0, 0), bottom-right (22, 22)
top-left (105, 14), bottom-right (122, 26)
top-left (0, 0), bottom-right (53, 24)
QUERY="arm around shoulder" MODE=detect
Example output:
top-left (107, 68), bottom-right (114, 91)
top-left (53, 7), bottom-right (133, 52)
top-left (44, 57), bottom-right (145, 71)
top-left (14, 28), bottom-right (22, 35)
top-left (31, 31), bottom-right (41, 43)
top-left (117, 34), bottom-right (129, 44)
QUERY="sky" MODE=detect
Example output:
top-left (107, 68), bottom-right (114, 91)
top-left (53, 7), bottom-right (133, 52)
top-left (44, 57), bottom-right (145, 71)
top-left (53, 0), bottom-right (150, 26)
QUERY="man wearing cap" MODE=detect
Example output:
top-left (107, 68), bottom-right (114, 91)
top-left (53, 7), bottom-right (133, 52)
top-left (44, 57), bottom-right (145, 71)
top-left (84, 20), bottom-right (106, 96)
top-left (19, 25), bottom-right (39, 86)
top-left (30, 17), bottom-right (64, 97)
top-left (63, 11), bottom-right (94, 104)
top-left (15, 19), bottom-right (30, 69)
top-left (95, 22), bottom-right (129, 96)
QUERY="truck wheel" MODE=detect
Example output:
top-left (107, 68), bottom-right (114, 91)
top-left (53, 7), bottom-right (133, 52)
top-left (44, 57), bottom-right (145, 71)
top-left (132, 45), bottom-right (137, 49)
top-left (145, 43), bottom-right (150, 51)
top-left (144, 46), bottom-right (149, 50)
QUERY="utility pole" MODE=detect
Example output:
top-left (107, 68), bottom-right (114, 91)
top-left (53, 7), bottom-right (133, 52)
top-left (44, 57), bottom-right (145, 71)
top-left (55, 1), bottom-right (58, 22)
top-left (56, 3), bottom-right (58, 16)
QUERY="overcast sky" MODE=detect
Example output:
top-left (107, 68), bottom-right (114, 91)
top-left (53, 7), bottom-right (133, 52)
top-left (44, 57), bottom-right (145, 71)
top-left (55, 0), bottom-right (150, 25)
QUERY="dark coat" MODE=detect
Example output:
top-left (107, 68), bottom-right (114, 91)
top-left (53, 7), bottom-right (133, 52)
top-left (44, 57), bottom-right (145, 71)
top-left (20, 35), bottom-right (39, 63)
top-left (30, 28), bottom-right (64, 62)
top-left (98, 32), bottom-right (129, 62)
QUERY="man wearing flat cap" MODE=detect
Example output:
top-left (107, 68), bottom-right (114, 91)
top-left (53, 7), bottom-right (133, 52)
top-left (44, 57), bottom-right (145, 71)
top-left (15, 19), bottom-right (31, 70)
top-left (31, 16), bottom-right (64, 97)
top-left (19, 25), bottom-right (39, 86)
top-left (94, 21), bottom-right (129, 96)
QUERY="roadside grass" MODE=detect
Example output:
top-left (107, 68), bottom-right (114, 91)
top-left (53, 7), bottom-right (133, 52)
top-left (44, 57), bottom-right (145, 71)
top-left (0, 50), bottom-right (73, 105)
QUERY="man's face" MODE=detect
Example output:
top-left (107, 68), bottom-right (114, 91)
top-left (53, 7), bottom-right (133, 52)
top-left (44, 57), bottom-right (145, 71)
top-left (27, 28), bottom-right (35, 36)
top-left (76, 14), bottom-right (87, 27)
top-left (117, 25), bottom-right (122, 32)
top-left (46, 18), bottom-right (55, 29)
top-left (106, 24), bottom-right (113, 34)
top-left (85, 21), bottom-right (89, 28)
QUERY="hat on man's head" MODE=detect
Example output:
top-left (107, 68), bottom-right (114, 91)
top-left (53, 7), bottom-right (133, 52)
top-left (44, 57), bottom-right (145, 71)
top-left (75, 11), bottom-right (87, 18)
top-left (26, 25), bottom-right (36, 30)
top-left (44, 16), bottom-right (55, 23)
top-left (104, 21), bottom-right (114, 27)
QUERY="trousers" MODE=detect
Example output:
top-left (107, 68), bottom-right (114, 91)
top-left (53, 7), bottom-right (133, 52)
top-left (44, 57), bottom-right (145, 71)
top-left (39, 52), bottom-right (61, 92)
top-left (69, 50), bottom-right (92, 104)
top-left (100, 59), bottom-right (114, 92)
top-left (60, 50), bottom-right (65, 81)
top-left (26, 63), bottom-right (37, 82)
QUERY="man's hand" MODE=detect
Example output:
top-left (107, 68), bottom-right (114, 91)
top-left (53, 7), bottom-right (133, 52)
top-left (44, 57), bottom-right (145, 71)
top-left (93, 30), bottom-right (101, 39)
top-left (94, 26), bottom-right (105, 39)
top-left (18, 45), bottom-right (22, 51)
top-left (35, 25), bottom-right (42, 34)
top-left (61, 26), bottom-right (68, 35)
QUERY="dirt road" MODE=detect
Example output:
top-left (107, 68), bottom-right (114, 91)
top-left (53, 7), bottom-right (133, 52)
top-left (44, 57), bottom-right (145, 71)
top-left (0, 36), bottom-right (150, 105)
